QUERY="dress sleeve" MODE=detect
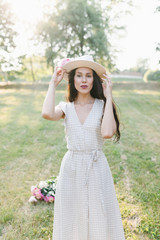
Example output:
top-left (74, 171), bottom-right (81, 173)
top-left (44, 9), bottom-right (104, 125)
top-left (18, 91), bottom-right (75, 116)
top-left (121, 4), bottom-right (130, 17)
top-left (57, 101), bottom-right (67, 119)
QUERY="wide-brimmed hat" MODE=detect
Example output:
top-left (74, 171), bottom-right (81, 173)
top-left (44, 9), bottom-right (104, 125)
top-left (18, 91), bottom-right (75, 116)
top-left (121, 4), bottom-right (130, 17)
top-left (58, 55), bottom-right (107, 81)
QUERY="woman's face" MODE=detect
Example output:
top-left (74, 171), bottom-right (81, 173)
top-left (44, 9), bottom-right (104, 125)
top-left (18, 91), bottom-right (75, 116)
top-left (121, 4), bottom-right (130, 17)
top-left (74, 67), bottom-right (94, 94)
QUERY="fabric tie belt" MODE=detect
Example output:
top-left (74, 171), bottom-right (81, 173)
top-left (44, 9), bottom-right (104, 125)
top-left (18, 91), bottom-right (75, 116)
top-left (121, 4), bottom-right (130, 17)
top-left (68, 149), bottom-right (106, 217)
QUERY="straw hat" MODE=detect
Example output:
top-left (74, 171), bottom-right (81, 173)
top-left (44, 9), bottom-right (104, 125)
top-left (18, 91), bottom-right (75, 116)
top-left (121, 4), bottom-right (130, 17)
top-left (58, 55), bottom-right (107, 81)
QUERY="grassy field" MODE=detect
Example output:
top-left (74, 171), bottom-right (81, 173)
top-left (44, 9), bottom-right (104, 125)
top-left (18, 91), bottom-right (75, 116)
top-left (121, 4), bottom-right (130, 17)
top-left (0, 81), bottom-right (160, 240)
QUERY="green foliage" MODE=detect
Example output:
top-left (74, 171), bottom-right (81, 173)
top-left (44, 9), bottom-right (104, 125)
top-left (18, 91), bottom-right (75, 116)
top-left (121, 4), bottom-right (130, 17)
top-left (36, 0), bottom-right (114, 71)
top-left (0, 0), bottom-right (17, 70)
top-left (155, 5), bottom-right (160, 64)
top-left (129, 58), bottom-right (150, 74)
top-left (0, 0), bottom-right (16, 51)
top-left (156, 43), bottom-right (160, 52)
top-left (144, 69), bottom-right (160, 82)
top-left (156, 43), bottom-right (160, 64)
top-left (8, 55), bottom-right (53, 82)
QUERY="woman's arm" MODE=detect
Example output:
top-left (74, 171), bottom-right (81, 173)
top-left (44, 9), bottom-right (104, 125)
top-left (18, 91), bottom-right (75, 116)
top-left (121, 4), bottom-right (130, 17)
top-left (101, 97), bottom-right (117, 138)
top-left (41, 67), bottom-right (66, 121)
top-left (100, 73), bottom-right (116, 138)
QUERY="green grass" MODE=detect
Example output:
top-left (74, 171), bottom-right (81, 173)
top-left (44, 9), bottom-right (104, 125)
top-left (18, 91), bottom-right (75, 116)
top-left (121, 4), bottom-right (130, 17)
top-left (0, 81), bottom-right (160, 239)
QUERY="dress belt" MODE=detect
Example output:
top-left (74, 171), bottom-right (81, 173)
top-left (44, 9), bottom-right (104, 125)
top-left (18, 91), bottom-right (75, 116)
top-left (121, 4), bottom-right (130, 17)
top-left (68, 149), bottom-right (106, 217)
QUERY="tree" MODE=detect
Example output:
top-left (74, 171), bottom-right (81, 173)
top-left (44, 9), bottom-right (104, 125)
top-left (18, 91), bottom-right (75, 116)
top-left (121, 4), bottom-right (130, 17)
top-left (36, 0), bottom-right (133, 72)
top-left (36, 0), bottom-right (115, 72)
top-left (0, 0), bottom-right (17, 79)
top-left (12, 55), bottom-right (53, 82)
top-left (129, 58), bottom-right (150, 75)
top-left (155, 3), bottom-right (160, 64)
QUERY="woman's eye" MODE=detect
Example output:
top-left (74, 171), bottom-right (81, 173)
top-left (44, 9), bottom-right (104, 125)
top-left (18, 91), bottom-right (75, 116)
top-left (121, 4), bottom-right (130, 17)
top-left (77, 75), bottom-right (81, 77)
top-left (87, 75), bottom-right (92, 77)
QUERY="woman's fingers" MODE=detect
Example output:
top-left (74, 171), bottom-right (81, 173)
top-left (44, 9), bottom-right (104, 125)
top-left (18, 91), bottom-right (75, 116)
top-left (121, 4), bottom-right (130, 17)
top-left (55, 68), bottom-right (67, 84)
top-left (103, 73), bottom-right (110, 78)
top-left (102, 74), bottom-right (112, 86)
top-left (101, 78), bottom-right (107, 84)
top-left (56, 67), bottom-right (66, 76)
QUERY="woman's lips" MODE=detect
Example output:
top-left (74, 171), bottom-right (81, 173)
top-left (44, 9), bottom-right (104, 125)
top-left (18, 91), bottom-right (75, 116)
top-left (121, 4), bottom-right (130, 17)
top-left (81, 85), bottom-right (88, 88)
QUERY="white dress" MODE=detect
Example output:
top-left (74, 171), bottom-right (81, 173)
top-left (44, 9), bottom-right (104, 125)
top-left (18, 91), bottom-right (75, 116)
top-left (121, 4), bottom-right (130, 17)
top-left (52, 98), bottom-right (125, 240)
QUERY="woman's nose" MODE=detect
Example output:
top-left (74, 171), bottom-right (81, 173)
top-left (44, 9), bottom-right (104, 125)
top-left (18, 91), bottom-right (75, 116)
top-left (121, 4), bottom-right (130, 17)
top-left (82, 76), bottom-right (87, 82)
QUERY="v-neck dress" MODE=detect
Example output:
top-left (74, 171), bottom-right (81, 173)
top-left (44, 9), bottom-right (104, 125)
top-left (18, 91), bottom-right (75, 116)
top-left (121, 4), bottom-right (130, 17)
top-left (52, 98), bottom-right (125, 240)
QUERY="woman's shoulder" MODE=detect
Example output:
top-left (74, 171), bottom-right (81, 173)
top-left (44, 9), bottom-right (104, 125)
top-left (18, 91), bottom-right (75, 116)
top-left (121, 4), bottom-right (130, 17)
top-left (57, 100), bottom-right (72, 111)
top-left (59, 100), bottom-right (72, 107)
top-left (58, 100), bottom-right (70, 105)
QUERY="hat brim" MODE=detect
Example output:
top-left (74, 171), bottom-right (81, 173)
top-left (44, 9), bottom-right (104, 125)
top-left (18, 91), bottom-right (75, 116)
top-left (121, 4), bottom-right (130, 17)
top-left (61, 60), bottom-right (106, 81)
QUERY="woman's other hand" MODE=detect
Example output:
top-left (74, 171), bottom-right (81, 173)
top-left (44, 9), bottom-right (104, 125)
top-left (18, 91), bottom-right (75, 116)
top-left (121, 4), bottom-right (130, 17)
top-left (50, 67), bottom-right (66, 88)
top-left (101, 73), bottom-right (113, 99)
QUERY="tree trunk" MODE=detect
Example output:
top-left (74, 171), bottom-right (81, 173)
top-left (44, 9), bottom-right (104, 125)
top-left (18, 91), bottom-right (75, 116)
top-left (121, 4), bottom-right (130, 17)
top-left (80, 34), bottom-right (84, 55)
top-left (29, 57), bottom-right (36, 82)
top-left (4, 71), bottom-right (8, 82)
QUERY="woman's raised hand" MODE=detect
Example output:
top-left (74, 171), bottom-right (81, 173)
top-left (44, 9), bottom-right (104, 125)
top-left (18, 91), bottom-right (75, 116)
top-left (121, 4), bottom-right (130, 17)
top-left (50, 66), bottom-right (67, 88)
top-left (101, 73), bottom-right (113, 99)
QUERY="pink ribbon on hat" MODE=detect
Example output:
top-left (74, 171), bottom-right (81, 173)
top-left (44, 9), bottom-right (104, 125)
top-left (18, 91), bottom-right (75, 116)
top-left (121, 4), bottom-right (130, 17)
top-left (58, 58), bottom-right (71, 67)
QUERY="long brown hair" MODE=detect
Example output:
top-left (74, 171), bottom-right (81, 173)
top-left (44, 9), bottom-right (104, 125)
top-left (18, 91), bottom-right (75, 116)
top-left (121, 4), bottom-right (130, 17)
top-left (65, 68), bottom-right (120, 142)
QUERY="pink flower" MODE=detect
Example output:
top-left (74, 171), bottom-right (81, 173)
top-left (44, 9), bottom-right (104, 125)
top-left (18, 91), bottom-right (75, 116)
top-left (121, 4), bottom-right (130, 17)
top-left (43, 196), bottom-right (50, 202)
top-left (58, 58), bottom-right (71, 68)
top-left (48, 196), bottom-right (55, 203)
top-left (40, 192), bottom-right (45, 200)
top-left (34, 188), bottom-right (43, 200)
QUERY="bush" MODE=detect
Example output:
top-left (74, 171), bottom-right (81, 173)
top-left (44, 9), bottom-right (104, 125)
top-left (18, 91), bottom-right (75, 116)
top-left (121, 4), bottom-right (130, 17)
top-left (144, 69), bottom-right (160, 82)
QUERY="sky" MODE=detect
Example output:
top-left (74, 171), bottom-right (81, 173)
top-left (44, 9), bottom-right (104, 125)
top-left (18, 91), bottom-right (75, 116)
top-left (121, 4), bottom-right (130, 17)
top-left (113, 0), bottom-right (160, 70)
top-left (7, 0), bottom-right (160, 71)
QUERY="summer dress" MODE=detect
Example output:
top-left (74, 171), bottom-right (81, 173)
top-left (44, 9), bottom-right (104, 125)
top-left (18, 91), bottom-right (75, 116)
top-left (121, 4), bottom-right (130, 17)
top-left (52, 98), bottom-right (125, 240)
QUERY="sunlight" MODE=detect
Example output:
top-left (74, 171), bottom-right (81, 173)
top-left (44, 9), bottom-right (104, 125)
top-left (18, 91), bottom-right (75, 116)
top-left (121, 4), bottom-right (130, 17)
top-left (6, 0), bottom-right (56, 59)
top-left (114, 0), bottom-right (160, 70)
top-left (6, 0), bottom-right (160, 71)
top-left (9, 0), bottom-right (43, 23)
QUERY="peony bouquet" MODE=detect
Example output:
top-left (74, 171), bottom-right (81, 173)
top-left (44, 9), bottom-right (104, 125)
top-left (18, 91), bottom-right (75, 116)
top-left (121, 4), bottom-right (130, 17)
top-left (29, 176), bottom-right (59, 204)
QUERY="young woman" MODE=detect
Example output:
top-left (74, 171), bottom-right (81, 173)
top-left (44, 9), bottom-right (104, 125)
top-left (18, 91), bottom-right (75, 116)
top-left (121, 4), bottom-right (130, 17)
top-left (42, 55), bottom-right (125, 240)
